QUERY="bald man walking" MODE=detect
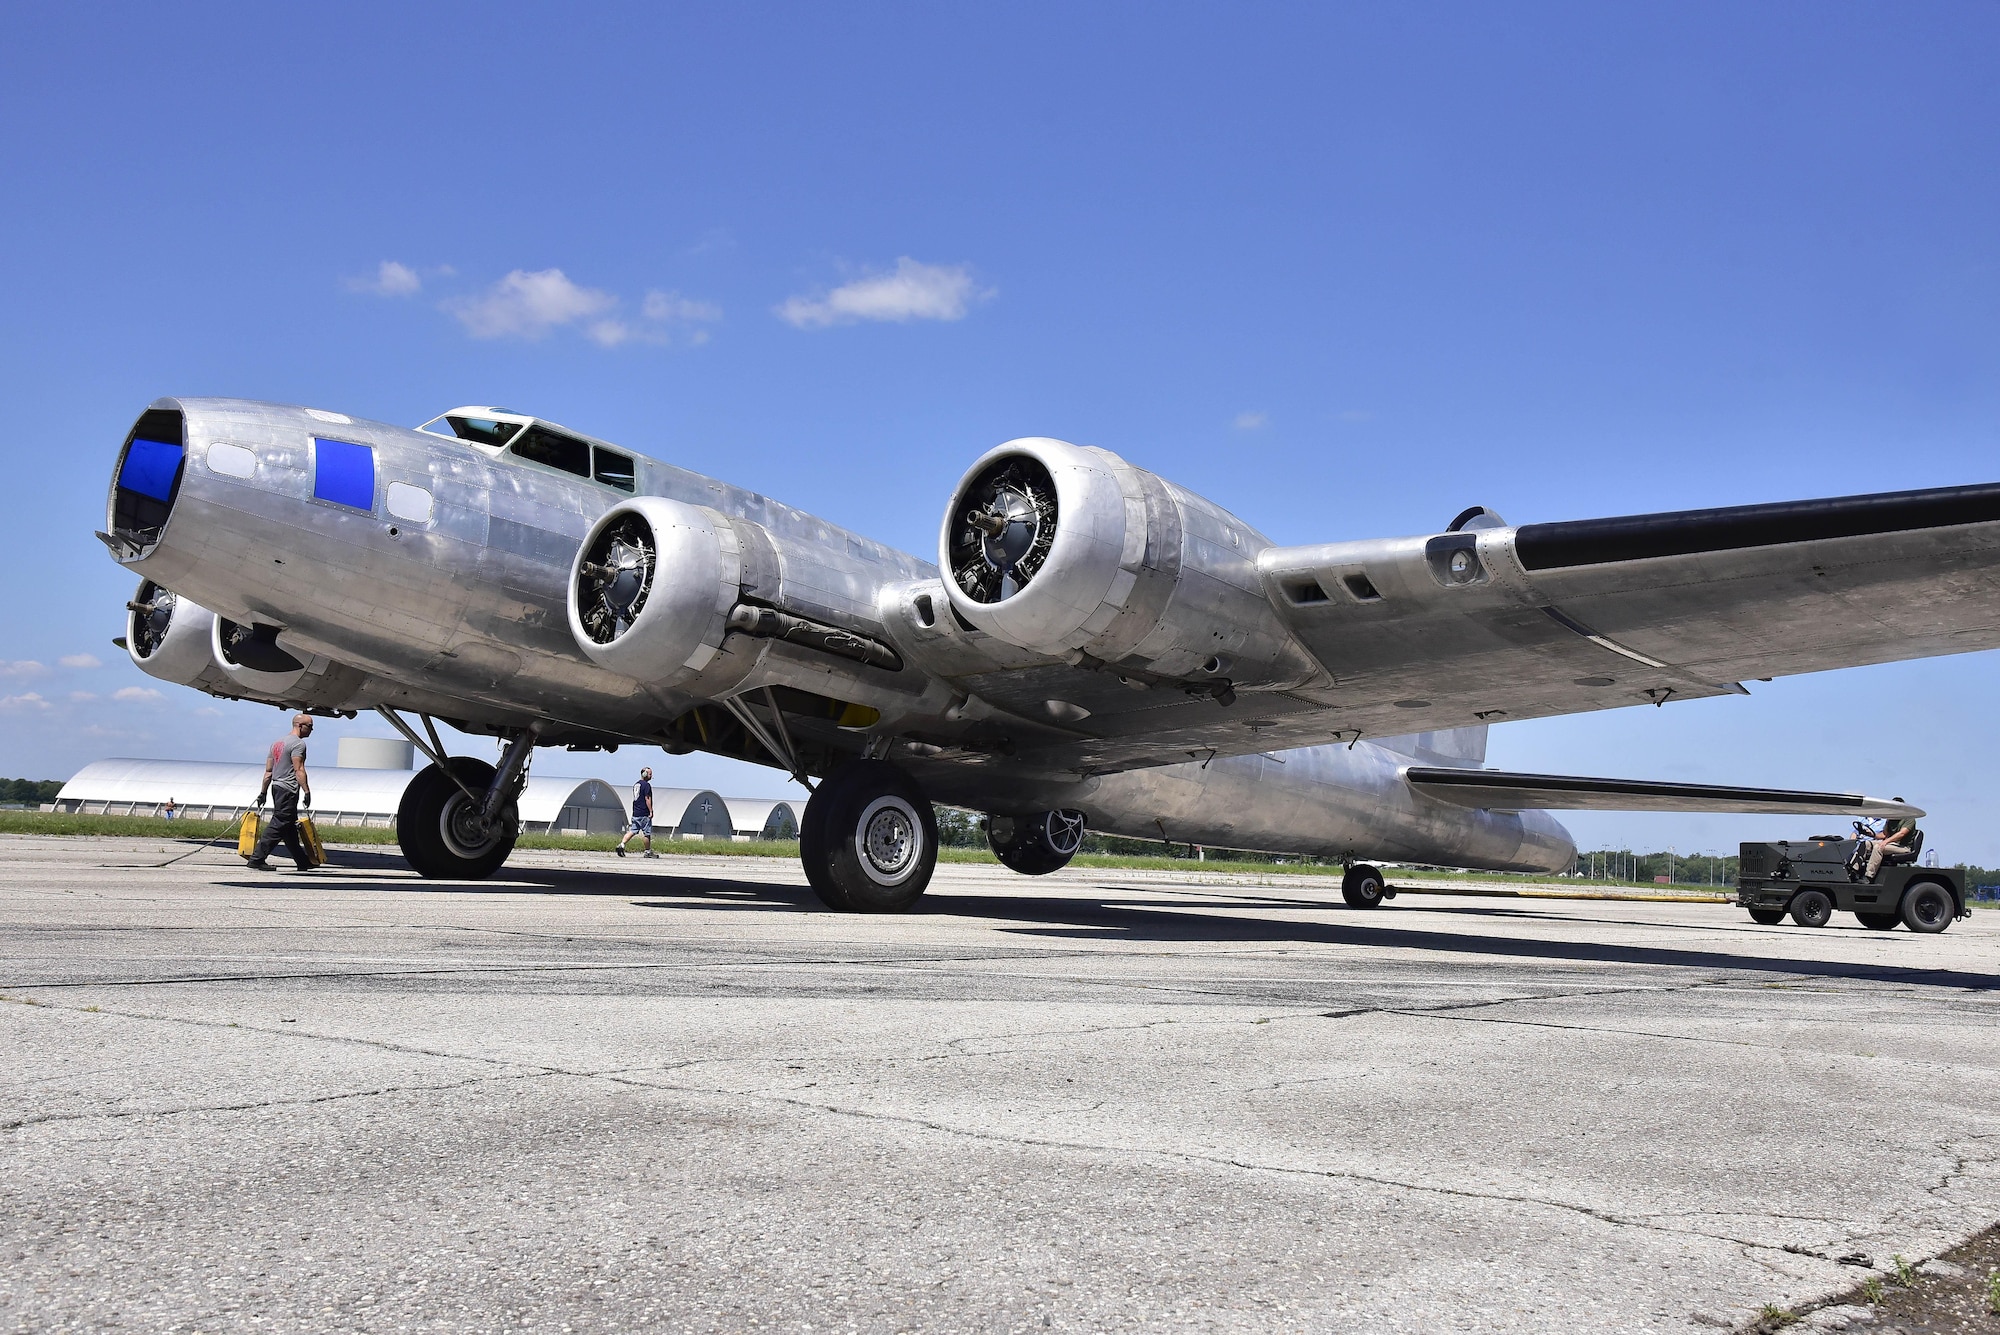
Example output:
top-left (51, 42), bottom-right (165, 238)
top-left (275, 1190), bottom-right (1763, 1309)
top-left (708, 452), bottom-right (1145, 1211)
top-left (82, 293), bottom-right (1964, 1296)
top-left (248, 713), bottom-right (316, 872)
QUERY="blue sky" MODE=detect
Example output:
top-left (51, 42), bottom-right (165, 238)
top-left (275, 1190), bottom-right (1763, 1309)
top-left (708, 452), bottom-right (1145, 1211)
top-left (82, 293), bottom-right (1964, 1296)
top-left (3, 4), bottom-right (1997, 861)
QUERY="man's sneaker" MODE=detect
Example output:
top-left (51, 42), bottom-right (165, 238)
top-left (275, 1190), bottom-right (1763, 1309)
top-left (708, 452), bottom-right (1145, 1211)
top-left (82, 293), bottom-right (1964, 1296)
top-left (245, 860), bottom-right (275, 871)
top-left (614, 845), bottom-right (626, 857)
top-left (644, 850), bottom-right (659, 859)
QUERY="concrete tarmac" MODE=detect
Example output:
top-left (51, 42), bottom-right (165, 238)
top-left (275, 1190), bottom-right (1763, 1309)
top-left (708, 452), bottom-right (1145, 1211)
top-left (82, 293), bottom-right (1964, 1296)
top-left (2, 834), bottom-right (1995, 1334)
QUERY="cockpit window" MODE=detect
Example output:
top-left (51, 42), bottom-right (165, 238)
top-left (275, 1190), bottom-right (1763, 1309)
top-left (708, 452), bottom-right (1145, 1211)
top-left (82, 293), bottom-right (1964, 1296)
top-left (511, 425), bottom-right (592, 478)
top-left (593, 446), bottom-right (636, 492)
top-left (422, 414), bottom-right (523, 449)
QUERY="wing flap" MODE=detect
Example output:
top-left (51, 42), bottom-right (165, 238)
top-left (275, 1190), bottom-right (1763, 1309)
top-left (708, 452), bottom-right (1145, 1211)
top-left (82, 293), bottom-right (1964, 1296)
top-left (1405, 767), bottom-right (1923, 817)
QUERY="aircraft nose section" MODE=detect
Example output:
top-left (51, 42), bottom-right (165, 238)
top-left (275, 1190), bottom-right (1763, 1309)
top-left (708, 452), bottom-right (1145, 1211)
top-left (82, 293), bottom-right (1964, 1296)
top-left (101, 405), bottom-right (187, 561)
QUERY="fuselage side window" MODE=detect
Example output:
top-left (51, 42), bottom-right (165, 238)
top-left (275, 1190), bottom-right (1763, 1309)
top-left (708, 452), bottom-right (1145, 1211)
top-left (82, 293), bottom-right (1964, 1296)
top-left (593, 446), bottom-right (636, 492)
top-left (511, 426), bottom-right (592, 478)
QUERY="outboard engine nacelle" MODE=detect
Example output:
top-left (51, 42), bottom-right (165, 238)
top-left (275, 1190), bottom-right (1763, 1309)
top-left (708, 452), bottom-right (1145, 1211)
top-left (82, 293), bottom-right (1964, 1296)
top-left (939, 438), bottom-right (1321, 690)
top-left (125, 579), bottom-right (219, 687)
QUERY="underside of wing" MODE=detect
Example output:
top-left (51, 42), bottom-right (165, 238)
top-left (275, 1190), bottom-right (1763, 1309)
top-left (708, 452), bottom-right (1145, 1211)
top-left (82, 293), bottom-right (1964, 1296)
top-left (1405, 767), bottom-right (1922, 817)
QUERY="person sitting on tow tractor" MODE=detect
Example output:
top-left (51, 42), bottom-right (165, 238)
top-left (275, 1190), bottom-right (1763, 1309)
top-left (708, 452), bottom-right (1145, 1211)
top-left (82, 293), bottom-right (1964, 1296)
top-left (1860, 805), bottom-right (1918, 881)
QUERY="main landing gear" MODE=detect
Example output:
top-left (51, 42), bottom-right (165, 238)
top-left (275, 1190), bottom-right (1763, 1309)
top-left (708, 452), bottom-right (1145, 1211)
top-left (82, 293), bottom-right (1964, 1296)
top-left (379, 710), bottom-right (536, 880)
top-left (799, 761), bottom-right (939, 912)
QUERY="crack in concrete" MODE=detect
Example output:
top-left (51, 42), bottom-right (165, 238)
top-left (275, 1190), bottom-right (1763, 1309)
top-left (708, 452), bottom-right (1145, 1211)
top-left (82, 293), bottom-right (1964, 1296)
top-left (0, 1070), bottom-right (558, 1133)
top-left (591, 1070), bottom-right (1918, 1265)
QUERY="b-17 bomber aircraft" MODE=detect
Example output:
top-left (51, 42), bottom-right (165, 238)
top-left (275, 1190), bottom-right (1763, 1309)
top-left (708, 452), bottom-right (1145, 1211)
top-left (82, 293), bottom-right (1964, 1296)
top-left (101, 398), bottom-right (1994, 910)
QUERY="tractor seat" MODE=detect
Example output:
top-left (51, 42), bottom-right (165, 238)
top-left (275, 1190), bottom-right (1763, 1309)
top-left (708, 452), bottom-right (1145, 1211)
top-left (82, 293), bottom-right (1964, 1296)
top-left (1881, 829), bottom-right (1924, 868)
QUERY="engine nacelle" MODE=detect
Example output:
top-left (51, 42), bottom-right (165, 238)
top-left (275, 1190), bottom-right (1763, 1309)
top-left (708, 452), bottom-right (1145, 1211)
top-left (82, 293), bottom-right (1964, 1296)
top-left (210, 616), bottom-right (366, 709)
top-left (126, 579), bottom-right (218, 686)
top-left (939, 438), bottom-right (1320, 689)
top-left (567, 496), bottom-right (741, 685)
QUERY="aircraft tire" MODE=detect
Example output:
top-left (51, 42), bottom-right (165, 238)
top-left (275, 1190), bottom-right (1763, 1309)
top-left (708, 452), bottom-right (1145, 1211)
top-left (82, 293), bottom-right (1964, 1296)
top-left (810, 761), bottom-right (937, 913)
top-left (1856, 911), bottom-right (1900, 930)
top-left (798, 779), bottom-right (850, 911)
top-left (1899, 879), bottom-right (1956, 934)
top-left (1747, 908), bottom-right (1788, 925)
top-left (988, 810), bottom-right (1087, 876)
top-left (1789, 889), bottom-right (1834, 929)
top-left (1341, 863), bottom-right (1387, 909)
top-left (396, 758), bottom-right (518, 880)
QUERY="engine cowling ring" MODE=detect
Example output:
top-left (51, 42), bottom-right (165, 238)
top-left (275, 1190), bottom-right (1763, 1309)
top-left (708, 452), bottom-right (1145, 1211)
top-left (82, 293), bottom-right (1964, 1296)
top-left (939, 438), bottom-right (1137, 652)
top-left (126, 578), bottom-right (216, 686)
top-left (568, 496), bottom-right (741, 683)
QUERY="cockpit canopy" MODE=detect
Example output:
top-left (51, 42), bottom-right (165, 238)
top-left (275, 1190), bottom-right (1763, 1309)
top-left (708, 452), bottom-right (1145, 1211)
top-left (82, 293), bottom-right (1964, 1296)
top-left (419, 407), bottom-right (636, 492)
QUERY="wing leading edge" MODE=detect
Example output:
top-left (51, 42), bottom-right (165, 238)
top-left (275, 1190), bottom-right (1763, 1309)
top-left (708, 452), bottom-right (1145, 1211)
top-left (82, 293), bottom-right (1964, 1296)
top-left (1405, 767), bottom-right (1922, 817)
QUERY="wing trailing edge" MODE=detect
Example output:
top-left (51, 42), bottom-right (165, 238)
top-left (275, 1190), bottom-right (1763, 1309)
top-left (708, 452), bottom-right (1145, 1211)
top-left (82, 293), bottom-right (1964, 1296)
top-left (1404, 768), bottom-right (1923, 818)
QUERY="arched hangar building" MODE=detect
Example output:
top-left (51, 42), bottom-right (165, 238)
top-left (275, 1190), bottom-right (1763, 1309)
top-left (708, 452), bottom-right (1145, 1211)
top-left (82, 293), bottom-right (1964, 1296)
top-left (53, 739), bottom-right (801, 840)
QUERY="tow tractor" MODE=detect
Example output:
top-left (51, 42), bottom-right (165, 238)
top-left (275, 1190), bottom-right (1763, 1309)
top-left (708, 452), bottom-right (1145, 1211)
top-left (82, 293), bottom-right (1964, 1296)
top-left (1735, 824), bottom-right (1968, 933)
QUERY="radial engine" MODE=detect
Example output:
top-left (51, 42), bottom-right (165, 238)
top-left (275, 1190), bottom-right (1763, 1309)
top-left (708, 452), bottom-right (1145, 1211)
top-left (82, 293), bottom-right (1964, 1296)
top-left (938, 438), bottom-right (1322, 692)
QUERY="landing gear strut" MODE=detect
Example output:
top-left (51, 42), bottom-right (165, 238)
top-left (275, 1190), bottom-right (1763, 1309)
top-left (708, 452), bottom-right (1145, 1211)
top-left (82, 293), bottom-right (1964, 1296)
top-left (380, 710), bottom-right (538, 880)
top-left (799, 761), bottom-right (937, 912)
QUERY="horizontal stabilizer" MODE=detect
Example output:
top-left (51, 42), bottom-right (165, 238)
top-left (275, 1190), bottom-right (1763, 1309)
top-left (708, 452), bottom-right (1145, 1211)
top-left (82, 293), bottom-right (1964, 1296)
top-left (1404, 768), bottom-right (1923, 818)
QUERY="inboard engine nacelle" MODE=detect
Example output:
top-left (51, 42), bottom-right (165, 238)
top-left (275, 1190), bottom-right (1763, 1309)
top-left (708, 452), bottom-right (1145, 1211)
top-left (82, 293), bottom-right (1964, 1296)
top-left (567, 497), bottom-right (903, 690)
top-left (939, 438), bottom-right (1320, 690)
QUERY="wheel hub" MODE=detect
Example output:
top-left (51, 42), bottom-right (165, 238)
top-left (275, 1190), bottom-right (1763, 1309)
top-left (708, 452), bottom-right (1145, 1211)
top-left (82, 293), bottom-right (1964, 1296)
top-left (440, 790), bottom-right (506, 859)
top-left (862, 804), bottom-right (916, 879)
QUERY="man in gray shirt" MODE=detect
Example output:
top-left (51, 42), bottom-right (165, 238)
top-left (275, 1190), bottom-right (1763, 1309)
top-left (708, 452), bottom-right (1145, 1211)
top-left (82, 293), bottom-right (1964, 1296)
top-left (248, 714), bottom-right (316, 871)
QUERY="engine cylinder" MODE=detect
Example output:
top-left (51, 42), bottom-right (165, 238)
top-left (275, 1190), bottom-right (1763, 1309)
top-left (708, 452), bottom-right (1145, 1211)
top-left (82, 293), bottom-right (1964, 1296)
top-left (939, 438), bottom-right (1319, 688)
top-left (126, 579), bottom-right (216, 686)
top-left (567, 496), bottom-right (741, 683)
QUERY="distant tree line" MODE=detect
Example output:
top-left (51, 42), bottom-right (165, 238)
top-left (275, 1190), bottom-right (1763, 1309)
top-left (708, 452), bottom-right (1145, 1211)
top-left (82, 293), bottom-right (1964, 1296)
top-left (0, 779), bottom-right (63, 804)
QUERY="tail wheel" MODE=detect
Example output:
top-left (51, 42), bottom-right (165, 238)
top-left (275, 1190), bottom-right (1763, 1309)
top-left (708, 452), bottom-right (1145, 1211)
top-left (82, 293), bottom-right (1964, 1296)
top-left (988, 809), bottom-right (1086, 876)
top-left (801, 761), bottom-right (937, 913)
top-left (1747, 908), bottom-right (1788, 925)
top-left (1789, 889), bottom-right (1834, 928)
top-left (1342, 863), bottom-right (1387, 909)
top-left (396, 758), bottom-right (518, 880)
top-left (1899, 880), bottom-right (1956, 934)
top-left (1856, 911), bottom-right (1900, 930)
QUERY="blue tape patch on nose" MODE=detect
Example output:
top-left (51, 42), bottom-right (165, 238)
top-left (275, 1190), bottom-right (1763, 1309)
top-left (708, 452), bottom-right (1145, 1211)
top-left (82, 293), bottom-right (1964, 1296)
top-left (118, 438), bottom-right (185, 503)
top-left (313, 437), bottom-right (375, 510)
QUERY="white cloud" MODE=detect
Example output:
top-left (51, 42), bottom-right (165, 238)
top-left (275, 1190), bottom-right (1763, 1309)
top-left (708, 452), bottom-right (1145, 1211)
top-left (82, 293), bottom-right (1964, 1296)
top-left (68, 690), bottom-right (98, 702)
top-left (59, 653), bottom-right (102, 670)
top-left (0, 660), bottom-right (48, 679)
top-left (585, 289), bottom-right (724, 348)
top-left (444, 268), bottom-right (618, 340)
top-left (0, 692), bottom-right (50, 711)
top-left (643, 290), bottom-right (722, 323)
top-left (195, 706), bottom-right (222, 717)
top-left (113, 685), bottom-right (163, 702)
top-left (346, 260), bottom-right (423, 297)
top-left (776, 258), bottom-right (988, 329)
top-left (1233, 410), bottom-right (1269, 431)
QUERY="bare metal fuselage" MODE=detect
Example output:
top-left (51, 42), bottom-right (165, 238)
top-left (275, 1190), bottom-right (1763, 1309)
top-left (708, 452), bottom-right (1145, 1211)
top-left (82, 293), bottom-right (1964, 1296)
top-left (109, 397), bottom-right (1576, 872)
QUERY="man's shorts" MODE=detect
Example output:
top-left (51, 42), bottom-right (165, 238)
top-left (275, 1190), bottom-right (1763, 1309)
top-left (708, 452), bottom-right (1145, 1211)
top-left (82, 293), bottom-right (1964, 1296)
top-left (629, 815), bottom-right (653, 836)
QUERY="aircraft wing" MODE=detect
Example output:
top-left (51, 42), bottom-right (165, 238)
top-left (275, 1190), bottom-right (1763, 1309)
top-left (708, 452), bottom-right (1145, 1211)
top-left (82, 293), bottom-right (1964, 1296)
top-left (1404, 767), bottom-right (1923, 817)
top-left (1256, 481), bottom-right (2000, 741)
